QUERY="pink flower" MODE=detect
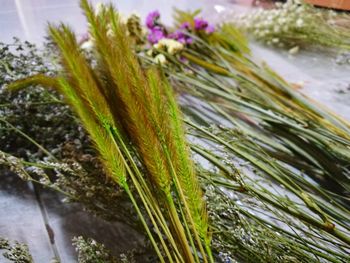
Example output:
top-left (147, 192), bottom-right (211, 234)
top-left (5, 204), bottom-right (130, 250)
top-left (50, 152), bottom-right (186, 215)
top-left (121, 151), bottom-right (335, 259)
top-left (194, 18), bottom-right (208, 30)
top-left (146, 10), bottom-right (160, 29)
top-left (147, 27), bottom-right (165, 44)
top-left (193, 17), bottom-right (215, 34)
top-left (180, 22), bottom-right (191, 30)
top-left (205, 24), bottom-right (215, 34)
top-left (169, 30), bottom-right (193, 45)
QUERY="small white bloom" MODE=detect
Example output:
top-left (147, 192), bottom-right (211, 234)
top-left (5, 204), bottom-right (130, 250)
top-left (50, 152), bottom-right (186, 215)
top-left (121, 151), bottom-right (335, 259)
top-left (263, 20), bottom-right (272, 27)
top-left (154, 38), bottom-right (183, 55)
top-left (258, 31), bottom-right (266, 38)
top-left (95, 3), bottom-right (104, 16)
top-left (81, 40), bottom-right (94, 50)
top-left (283, 25), bottom-right (289, 32)
top-left (296, 18), bottom-right (303, 28)
top-left (154, 54), bottom-right (166, 64)
top-left (214, 5), bottom-right (226, 13)
top-left (119, 13), bottom-right (128, 24)
top-left (289, 46), bottom-right (299, 55)
top-left (153, 43), bottom-right (162, 50)
top-left (296, 6), bottom-right (305, 14)
top-left (106, 24), bottom-right (114, 38)
top-left (273, 25), bottom-right (281, 33)
top-left (277, 17), bottom-right (287, 25)
top-left (146, 49), bottom-right (153, 56)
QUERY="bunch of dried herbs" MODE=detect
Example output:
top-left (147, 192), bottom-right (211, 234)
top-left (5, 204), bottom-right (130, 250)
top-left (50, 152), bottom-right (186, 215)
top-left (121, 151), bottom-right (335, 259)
top-left (2, 1), bottom-right (350, 262)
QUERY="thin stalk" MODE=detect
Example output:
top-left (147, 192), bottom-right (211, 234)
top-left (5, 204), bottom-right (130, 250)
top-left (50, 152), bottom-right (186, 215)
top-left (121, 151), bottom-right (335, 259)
top-left (0, 118), bottom-right (57, 161)
top-left (187, 119), bottom-right (350, 245)
top-left (124, 184), bottom-right (166, 263)
top-left (104, 125), bottom-right (175, 262)
top-left (156, 129), bottom-right (211, 262)
top-left (110, 126), bottom-right (185, 262)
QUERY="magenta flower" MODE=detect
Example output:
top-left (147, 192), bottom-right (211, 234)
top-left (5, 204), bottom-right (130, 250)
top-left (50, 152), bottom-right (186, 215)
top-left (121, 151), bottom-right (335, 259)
top-left (146, 10), bottom-right (160, 29)
top-left (169, 30), bottom-right (193, 45)
top-left (193, 17), bottom-right (215, 34)
top-left (205, 24), bottom-right (215, 34)
top-left (147, 27), bottom-right (165, 44)
top-left (180, 22), bottom-right (191, 30)
top-left (194, 18), bottom-right (208, 30)
top-left (185, 37), bottom-right (193, 44)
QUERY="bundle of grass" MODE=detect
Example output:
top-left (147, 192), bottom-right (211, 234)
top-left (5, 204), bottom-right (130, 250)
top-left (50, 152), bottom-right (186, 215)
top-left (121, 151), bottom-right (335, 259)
top-left (7, 1), bottom-right (212, 262)
top-left (141, 11), bottom-right (350, 262)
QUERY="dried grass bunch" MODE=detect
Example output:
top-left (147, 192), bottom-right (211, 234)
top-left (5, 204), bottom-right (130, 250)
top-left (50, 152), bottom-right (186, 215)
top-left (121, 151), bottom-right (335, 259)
top-left (7, 1), bottom-right (212, 262)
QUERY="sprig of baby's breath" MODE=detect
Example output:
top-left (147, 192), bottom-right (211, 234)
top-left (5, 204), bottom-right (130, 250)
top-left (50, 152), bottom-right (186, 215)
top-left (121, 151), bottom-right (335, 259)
top-left (231, 0), bottom-right (350, 52)
top-left (0, 237), bottom-right (33, 263)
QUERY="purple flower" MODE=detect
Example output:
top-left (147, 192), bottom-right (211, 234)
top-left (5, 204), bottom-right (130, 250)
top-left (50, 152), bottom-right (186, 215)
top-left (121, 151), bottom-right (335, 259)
top-left (193, 17), bottom-right (215, 34)
top-left (146, 10), bottom-right (160, 29)
top-left (169, 30), bottom-right (184, 40)
top-left (169, 30), bottom-right (193, 45)
top-left (147, 26), bottom-right (165, 44)
top-left (179, 56), bottom-right (188, 63)
top-left (194, 18), bottom-right (208, 30)
top-left (185, 37), bottom-right (193, 44)
top-left (180, 22), bottom-right (191, 30)
top-left (205, 24), bottom-right (215, 34)
top-left (177, 37), bottom-right (187, 44)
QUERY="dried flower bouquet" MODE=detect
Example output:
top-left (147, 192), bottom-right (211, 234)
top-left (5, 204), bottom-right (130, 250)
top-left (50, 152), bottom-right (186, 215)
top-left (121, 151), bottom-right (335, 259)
top-left (1, 1), bottom-right (350, 262)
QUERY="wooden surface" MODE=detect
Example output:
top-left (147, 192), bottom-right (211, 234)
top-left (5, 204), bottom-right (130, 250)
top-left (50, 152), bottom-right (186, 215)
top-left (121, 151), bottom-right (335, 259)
top-left (305, 0), bottom-right (350, 10)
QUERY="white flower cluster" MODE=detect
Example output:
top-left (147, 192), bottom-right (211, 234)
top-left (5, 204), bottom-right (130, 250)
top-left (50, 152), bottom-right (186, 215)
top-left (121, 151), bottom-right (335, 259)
top-left (154, 38), bottom-right (184, 55)
top-left (232, 0), bottom-right (321, 52)
top-left (232, 0), bottom-right (350, 52)
top-left (148, 38), bottom-right (184, 64)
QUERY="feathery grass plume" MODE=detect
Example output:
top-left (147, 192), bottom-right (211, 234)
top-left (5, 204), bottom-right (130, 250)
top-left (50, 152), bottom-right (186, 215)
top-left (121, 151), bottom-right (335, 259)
top-left (79, 1), bottom-right (212, 262)
top-left (50, 24), bottom-right (128, 187)
top-left (8, 1), bottom-right (212, 262)
top-left (8, 19), bottom-right (166, 263)
top-left (161, 72), bottom-right (211, 248)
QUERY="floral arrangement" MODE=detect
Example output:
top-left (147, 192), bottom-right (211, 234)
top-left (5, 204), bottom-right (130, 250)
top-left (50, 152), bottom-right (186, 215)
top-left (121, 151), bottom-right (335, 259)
top-left (146, 10), bottom-right (214, 45)
top-left (231, 0), bottom-right (350, 52)
top-left (1, 1), bottom-right (350, 263)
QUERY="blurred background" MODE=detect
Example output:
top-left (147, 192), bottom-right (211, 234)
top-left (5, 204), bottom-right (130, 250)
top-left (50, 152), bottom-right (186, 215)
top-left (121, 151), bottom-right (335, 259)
top-left (0, 0), bottom-right (219, 44)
